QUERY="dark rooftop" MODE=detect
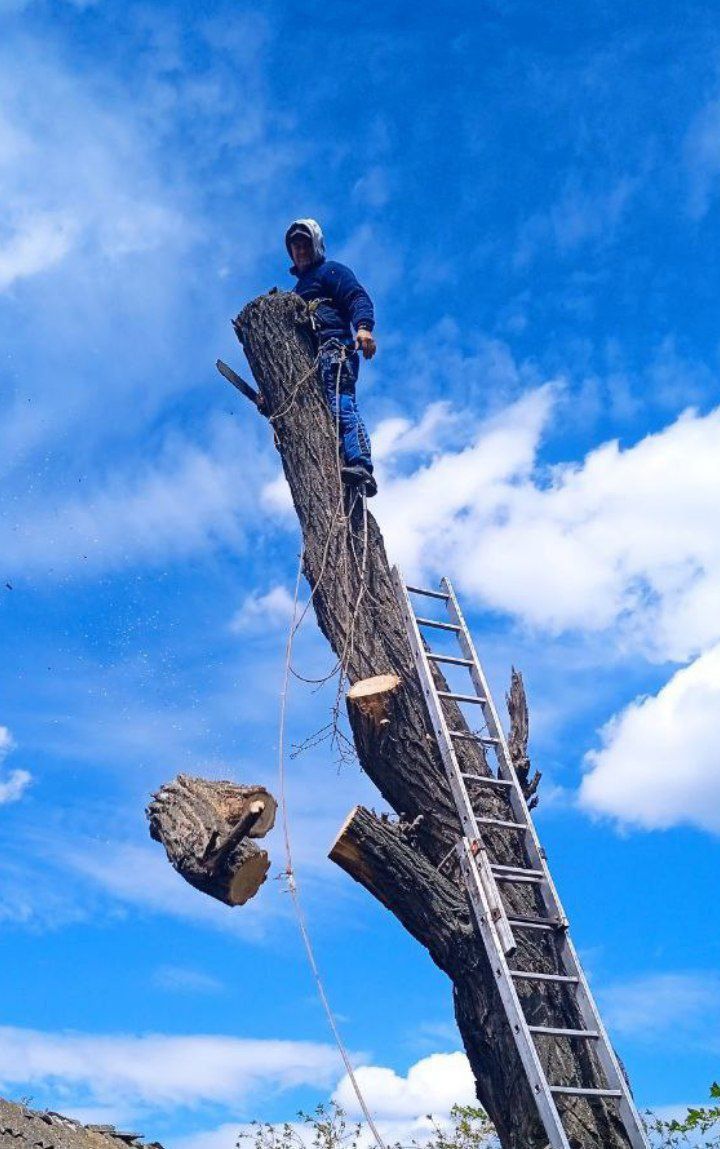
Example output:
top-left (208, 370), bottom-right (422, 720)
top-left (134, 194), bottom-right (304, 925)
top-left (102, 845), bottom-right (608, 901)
top-left (0, 1099), bottom-right (164, 1149)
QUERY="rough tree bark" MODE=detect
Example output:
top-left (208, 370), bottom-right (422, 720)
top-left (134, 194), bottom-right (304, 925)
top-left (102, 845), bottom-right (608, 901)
top-left (233, 291), bottom-right (633, 1149)
top-left (147, 775), bottom-right (276, 906)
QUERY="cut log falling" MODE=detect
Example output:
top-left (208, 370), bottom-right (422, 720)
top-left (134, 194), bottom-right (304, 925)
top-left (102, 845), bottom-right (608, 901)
top-left (146, 774), bottom-right (277, 906)
top-left (229, 291), bottom-right (634, 1149)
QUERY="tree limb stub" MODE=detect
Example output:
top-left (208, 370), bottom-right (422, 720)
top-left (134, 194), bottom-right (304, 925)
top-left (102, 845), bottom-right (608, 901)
top-left (507, 667), bottom-right (541, 810)
top-left (146, 775), bottom-right (277, 907)
top-left (236, 291), bottom-right (634, 1148)
top-left (329, 804), bottom-right (472, 976)
top-left (346, 674), bottom-right (401, 726)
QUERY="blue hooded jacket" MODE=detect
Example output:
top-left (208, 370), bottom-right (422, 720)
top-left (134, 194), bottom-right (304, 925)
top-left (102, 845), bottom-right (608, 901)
top-left (286, 219), bottom-right (375, 347)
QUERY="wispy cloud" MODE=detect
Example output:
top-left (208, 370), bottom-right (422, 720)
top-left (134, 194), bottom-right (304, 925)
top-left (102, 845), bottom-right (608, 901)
top-left (153, 966), bottom-right (225, 995)
top-left (599, 971), bottom-right (720, 1046)
top-left (1, 419), bottom-right (269, 579)
top-left (0, 725), bottom-right (31, 806)
top-left (684, 96), bottom-right (720, 218)
top-left (514, 175), bottom-right (638, 267)
top-left (0, 1026), bottom-right (347, 1114)
top-left (58, 837), bottom-right (275, 938)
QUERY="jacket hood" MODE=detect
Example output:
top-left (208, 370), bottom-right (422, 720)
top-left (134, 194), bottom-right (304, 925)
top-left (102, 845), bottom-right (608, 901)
top-left (285, 218), bottom-right (326, 265)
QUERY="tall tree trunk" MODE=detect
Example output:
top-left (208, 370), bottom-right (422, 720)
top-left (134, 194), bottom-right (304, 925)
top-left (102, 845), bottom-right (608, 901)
top-left (233, 292), bottom-right (633, 1149)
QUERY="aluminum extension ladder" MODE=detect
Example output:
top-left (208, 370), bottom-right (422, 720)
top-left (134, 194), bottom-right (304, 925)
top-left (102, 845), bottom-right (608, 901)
top-left (392, 569), bottom-right (649, 1149)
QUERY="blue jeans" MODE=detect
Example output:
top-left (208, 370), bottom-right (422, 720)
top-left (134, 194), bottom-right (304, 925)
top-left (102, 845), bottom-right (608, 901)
top-left (318, 341), bottom-right (373, 472)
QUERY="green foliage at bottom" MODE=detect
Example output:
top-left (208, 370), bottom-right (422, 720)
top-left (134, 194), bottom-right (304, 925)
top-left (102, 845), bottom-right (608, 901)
top-left (238, 1084), bottom-right (720, 1149)
top-left (237, 1101), bottom-right (497, 1149)
top-left (645, 1083), bottom-right (720, 1147)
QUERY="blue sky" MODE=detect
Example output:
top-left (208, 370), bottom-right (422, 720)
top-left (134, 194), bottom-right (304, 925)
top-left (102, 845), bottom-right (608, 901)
top-left (1, 0), bottom-right (720, 1145)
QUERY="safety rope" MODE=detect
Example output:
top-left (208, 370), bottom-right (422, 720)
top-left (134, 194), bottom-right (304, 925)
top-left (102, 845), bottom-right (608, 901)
top-left (277, 547), bottom-right (387, 1149)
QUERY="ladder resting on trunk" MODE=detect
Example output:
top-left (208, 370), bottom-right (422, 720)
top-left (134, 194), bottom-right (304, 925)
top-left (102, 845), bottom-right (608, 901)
top-left (234, 290), bottom-right (648, 1149)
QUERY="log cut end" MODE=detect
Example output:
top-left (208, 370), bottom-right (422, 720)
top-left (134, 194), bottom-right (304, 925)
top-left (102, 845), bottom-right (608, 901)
top-left (228, 848), bottom-right (271, 905)
top-left (328, 805), bottom-right (373, 885)
top-left (146, 774), bottom-right (276, 908)
top-left (346, 674), bottom-right (401, 726)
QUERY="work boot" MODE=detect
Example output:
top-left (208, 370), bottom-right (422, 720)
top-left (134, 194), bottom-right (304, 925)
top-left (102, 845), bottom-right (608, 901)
top-left (341, 464), bottom-right (378, 498)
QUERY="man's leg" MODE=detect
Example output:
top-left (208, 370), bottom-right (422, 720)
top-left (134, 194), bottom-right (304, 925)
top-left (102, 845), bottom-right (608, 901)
top-left (337, 390), bottom-right (373, 472)
top-left (320, 347), bottom-right (373, 472)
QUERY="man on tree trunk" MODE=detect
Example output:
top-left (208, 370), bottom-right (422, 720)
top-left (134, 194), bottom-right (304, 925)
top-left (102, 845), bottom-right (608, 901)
top-left (285, 218), bottom-right (378, 497)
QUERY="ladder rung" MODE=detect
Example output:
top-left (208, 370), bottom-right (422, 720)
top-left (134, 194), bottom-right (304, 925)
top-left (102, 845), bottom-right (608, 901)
top-left (509, 970), bottom-right (579, 985)
top-left (507, 916), bottom-right (563, 932)
top-left (550, 1086), bottom-right (623, 1098)
top-left (529, 1026), bottom-right (599, 1039)
top-left (416, 617), bottom-right (461, 632)
top-left (406, 584), bottom-right (449, 601)
top-left (476, 816), bottom-right (528, 831)
top-left (438, 691), bottom-right (486, 704)
top-left (492, 863), bottom-right (543, 877)
top-left (491, 865), bottom-right (544, 884)
top-left (460, 772), bottom-right (514, 789)
top-left (449, 730), bottom-right (500, 745)
top-left (427, 653), bottom-right (473, 667)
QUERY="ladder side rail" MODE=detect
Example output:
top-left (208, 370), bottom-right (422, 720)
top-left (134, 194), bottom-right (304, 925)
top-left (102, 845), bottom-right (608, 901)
top-left (441, 577), bottom-right (529, 783)
top-left (456, 841), bottom-right (573, 1149)
top-left (442, 577), bottom-right (570, 930)
top-left (442, 580), bottom-right (650, 1149)
top-left (555, 932), bottom-right (651, 1149)
top-left (393, 568), bottom-right (517, 955)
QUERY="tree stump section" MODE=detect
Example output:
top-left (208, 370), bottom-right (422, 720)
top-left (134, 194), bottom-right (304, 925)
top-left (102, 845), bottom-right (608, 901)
top-left (146, 775), bottom-right (277, 906)
top-left (229, 291), bottom-right (634, 1149)
top-left (347, 673), bottom-right (401, 727)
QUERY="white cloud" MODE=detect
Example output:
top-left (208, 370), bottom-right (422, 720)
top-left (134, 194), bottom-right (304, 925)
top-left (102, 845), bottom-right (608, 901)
top-left (599, 972), bottom-right (720, 1044)
top-left (230, 585), bottom-right (296, 634)
top-left (580, 644), bottom-right (720, 832)
top-left (0, 727), bottom-right (13, 757)
top-left (261, 471), bottom-right (294, 517)
top-left (376, 394), bottom-right (720, 664)
top-left (372, 402), bottom-right (458, 465)
top-left (0, 724), bottom-right (32, 805)
top-left (0, 211), bottom-right (77, 289)
top-left (0, 768), bottom-right (31, 805)
top-left (0, 43), bottom-right (190, 292)
top-left (180, 1053), bottom-right (491, 1149)
top-left (0, 1026), bottom-right (345, 1113)
top-left (374, 383), bottom-right (557, 591)
top-left (333, 1052), bottom-right (476, 1119)
top-left (369, 390), bottom-right (720, 834)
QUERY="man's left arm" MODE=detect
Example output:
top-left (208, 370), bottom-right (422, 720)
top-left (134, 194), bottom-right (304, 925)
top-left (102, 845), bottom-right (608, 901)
top-left (326, 262), bottom-right (377, 359)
